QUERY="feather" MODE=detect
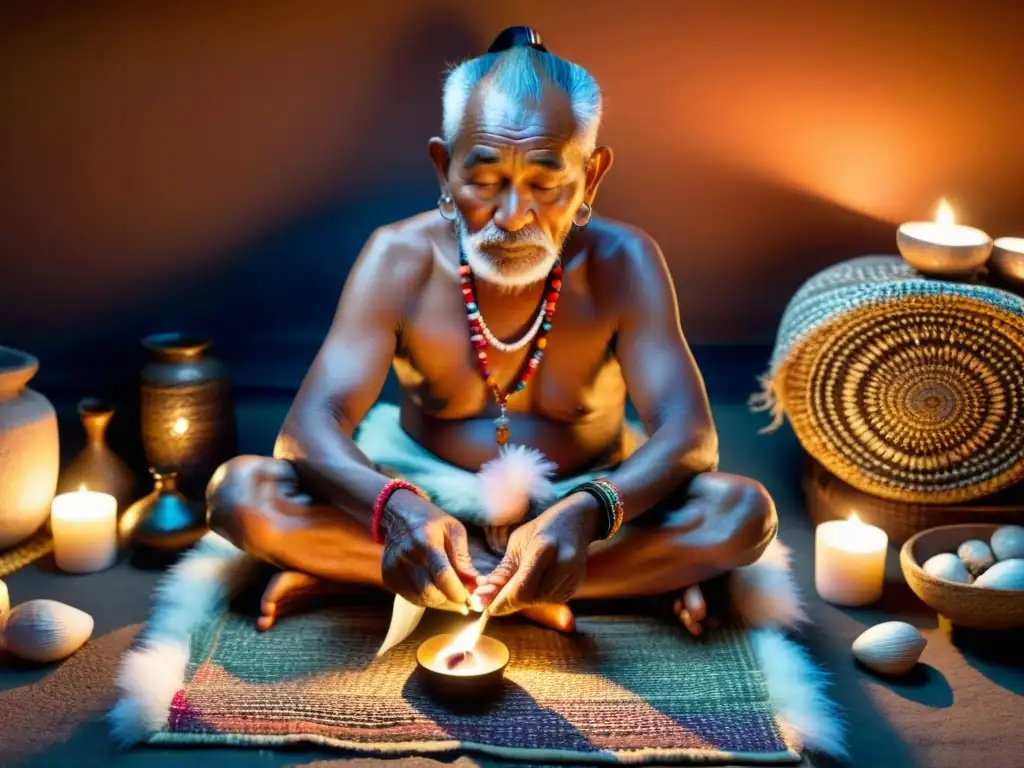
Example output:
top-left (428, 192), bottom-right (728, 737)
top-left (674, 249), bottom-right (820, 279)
top-left (476, 444), bottom-right (558, 526)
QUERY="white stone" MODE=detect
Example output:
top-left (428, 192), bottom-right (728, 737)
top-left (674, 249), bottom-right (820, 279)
top-left (990, 525), bottom-right (1024, 561)
top-left (974, 559), bottom-right (1024, 590)
top-left (923, 552), bottom-right (972, 584)
top-left (852, 621), bottom-right (927, 676)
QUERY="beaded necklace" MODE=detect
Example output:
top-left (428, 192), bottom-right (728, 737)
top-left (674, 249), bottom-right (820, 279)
top-left (459, 249), bottom-right (562, 445)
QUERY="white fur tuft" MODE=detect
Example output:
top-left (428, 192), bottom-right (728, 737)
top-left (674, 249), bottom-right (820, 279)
top-left (750, 629), bottom-right (847, 759)
top-left (108, 533), bottom-right (254, 746)
top-left (109, 640), bottom-right (190, 746)
top-left (729, 538), bottom-right (808, 630)
top-left (476, 445), bottom-right (557, 526)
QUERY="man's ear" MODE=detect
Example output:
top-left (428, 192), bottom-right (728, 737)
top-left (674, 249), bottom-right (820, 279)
top-left (428, 137), bottom-right (451, 192)
top-left (583, 145), bottom-right (613, 204)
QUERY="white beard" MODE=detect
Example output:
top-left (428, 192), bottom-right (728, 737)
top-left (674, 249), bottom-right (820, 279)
top-left (456, 215), bottom-right (560, 290)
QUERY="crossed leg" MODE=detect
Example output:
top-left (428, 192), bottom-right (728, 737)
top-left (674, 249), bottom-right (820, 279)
top-left (207, 456), bottom-right (778, 634)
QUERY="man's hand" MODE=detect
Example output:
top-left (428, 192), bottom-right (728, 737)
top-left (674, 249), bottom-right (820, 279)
top-left (381, 493), bottom-right (481, 612)
top-left (483, 493), bottom-right (599, 616)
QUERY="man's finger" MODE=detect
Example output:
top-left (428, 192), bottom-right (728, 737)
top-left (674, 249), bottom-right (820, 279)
top-left (489, 543), bottom-right (554, 616)
top-left (427, 548), bottom-right (471, 606)
top-left (486, 549), bottom-right (519, 589)
top-left (446, 522), bottom-right (481, 583)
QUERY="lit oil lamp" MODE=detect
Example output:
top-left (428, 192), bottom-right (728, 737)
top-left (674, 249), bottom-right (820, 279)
top-left (897, 198), bottom-right (992, 278)
top-left (416, 610), bottom-right (509, 705)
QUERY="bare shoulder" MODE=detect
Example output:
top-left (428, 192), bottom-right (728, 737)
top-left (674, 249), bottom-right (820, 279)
top-left (578, 216), bottom-right (674, 308)
top-left (357, 211), bottom-right (443, 291)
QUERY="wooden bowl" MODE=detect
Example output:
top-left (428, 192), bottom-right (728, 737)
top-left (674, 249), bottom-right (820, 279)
top-left (900, 524), bottom-right (1024, 629)
top-left (897, 224), bottom-right (992, 278)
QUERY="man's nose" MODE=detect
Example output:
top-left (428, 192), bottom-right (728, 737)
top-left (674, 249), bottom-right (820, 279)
top-left (492, 186), bottom-right (534, 232)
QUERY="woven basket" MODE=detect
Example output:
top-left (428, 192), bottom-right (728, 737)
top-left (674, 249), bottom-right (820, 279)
top-left (803, 457), bottom-right (1024, 546)
top-left (755, 256), bottom-right (1024, 504)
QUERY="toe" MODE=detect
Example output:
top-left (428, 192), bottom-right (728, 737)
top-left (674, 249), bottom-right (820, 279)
top-left (684, 585), bottom-right (706, 622)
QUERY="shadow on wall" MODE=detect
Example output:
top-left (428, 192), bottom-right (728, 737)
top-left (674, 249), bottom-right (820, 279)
top-left (2, 0), bottom-right (1023, 398)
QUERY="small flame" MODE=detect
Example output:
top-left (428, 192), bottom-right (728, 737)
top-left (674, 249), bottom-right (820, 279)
top-left (172, 417), bottom-right (189, 435)
top-left (848, 512), bottom-right (862, 525)
top-left (934, 199), bottom-right (955, 227)
top-left (79, 484), bottom-right (87, 493)
top-left (449, 616), bottom-right (486, 653)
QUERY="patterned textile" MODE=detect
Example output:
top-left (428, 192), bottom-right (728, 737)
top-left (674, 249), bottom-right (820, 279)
top-left (152, 605), bottom-right (801, 765)
top-left (751, 255), bottom-right (1024, 503)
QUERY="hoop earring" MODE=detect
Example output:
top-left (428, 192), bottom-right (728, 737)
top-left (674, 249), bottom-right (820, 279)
top-left (438, 193), bottom-right (457, 221)
top-left (574, 202), bottom-right (593, 227)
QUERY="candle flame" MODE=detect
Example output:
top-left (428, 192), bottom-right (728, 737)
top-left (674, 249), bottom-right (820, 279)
top-left (848, 512), bottom-right (862, 525)
top-left (449, 614), bottom-right (487, 653)
top-left (79, 484), bottom-right (87, 493)
top-left (934, 198), bottom-right (955, 227)
top-left (172, 417), bottom-right (189, 435)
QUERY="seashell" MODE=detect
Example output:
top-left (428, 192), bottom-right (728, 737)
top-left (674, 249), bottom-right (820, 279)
top-left (957, 539), bottom-right (995, 578)
top-left (0, 579), bottom-right (8, 615)
top-left (990, 525), bottom-right (1024, 562)
top-left (0, 599), bottom-right (94, 663)
top-left (852, 621), bottom-right (927, 676)
top-left (974, 558), bottom-right (1024, 590)
top-left (922, 552), bottom-right (972, 584)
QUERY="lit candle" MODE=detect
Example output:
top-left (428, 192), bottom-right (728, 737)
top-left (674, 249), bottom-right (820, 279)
top-left (896, 198), bottom-right (992, 277)
top-left (50, 486), bottom-right (118, 573)
top-left (815, 513), bottom-right (888, 606)
top-left (990, 236), bottom-right (1024, 286)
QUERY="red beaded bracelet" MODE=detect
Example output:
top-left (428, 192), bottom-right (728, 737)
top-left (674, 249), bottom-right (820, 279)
top-left (371, 479), bottom-right (430, 545)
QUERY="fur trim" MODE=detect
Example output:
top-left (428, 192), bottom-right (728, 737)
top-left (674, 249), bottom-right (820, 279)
top-left (750, 629), bottom-right (847, 759)
top-left (729, 538), bottom-right (808, 630)
top-left (748, 369), bottom-right (788, 433)
top-left (476, 444), bottom-right (557, 526)
top-left (108, 533), bottom-right (254, 746)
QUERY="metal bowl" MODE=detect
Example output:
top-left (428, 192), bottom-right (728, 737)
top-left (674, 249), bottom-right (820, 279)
top-left (897, 224), bottom-right (992, 278)
top-left (988, 237), bottom-right (1024, 288)
top-left (416, 634), bottom-right (509, 706)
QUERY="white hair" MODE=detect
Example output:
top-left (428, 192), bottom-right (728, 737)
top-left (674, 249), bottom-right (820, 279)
top-left (442, 46), bottom-right (602, 154)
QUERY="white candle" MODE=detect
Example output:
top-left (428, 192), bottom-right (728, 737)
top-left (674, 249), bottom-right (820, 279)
top-left (898, 199), bottom-right (990, 247)
top-left (815, 513), bottom-right (888, 606)
top-left (50, 486), bottom-right (118, 573)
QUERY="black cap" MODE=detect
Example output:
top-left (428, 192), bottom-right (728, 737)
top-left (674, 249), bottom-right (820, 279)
top-left (487, 26), bottom-right (547, 54)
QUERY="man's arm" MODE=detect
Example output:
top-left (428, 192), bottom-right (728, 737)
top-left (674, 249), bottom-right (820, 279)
top-left (598, 231), bottom-right (719, 524)
top-left (272, 225), bottom-right (430, 529)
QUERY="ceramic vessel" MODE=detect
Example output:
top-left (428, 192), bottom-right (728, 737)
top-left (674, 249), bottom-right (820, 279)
top-left (120, 469), bottom-right (206, 552)
top-left (57, 398), bottom-right (135, 510)
top-left (140, 333), bottom-right (236, 499)
top-left (0, 347), bottom-right (59, 550)
top-left (901, 523), bottom-right (1024, 628)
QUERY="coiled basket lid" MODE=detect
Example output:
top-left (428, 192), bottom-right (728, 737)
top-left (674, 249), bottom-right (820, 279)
top-left (761, 256), bottom-right (1024, 504)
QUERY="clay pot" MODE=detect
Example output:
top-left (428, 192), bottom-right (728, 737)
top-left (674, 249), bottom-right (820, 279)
top-left (57, 398), bottom-right (136, 510)
top-left (140, 333), bottom-right (237, 499)
top-left (0, 347), bottom-right (59, 550)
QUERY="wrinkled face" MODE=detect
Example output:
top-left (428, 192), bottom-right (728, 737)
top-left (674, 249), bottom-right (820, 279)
top-left (433, 86), bottom-right (600, 288)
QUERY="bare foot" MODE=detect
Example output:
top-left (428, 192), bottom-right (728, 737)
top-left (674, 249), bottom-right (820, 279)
top-left (258, 570), bottom-right (354, 631)
top-left (672, 584), bottom-right (720, 637)
top-left (520, 603), bottom-right (575, 632)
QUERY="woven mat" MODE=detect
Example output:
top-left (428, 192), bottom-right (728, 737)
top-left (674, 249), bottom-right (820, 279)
top-left (150, 604), bottom-right (800, 765)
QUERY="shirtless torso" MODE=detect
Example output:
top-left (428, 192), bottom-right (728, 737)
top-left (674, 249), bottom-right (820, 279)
top-left (395, 211), bottom-right (635, 476)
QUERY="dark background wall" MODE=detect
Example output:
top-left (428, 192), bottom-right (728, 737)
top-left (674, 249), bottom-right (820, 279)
top-left (2, 0), bottom-right (1023, 399)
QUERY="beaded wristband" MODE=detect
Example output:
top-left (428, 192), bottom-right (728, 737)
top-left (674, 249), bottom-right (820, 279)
top-left (371, 479), bottom-right (430, 545)
top-left (568, 479), bottom-right (625, 542)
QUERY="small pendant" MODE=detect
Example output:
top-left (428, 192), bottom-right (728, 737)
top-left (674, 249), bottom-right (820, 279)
top-left (495, 408), bottom-right (510, 446)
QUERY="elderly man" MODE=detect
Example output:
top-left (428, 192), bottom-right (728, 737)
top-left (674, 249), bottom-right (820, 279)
top-left (207, 27), bottom-right (777, 638)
